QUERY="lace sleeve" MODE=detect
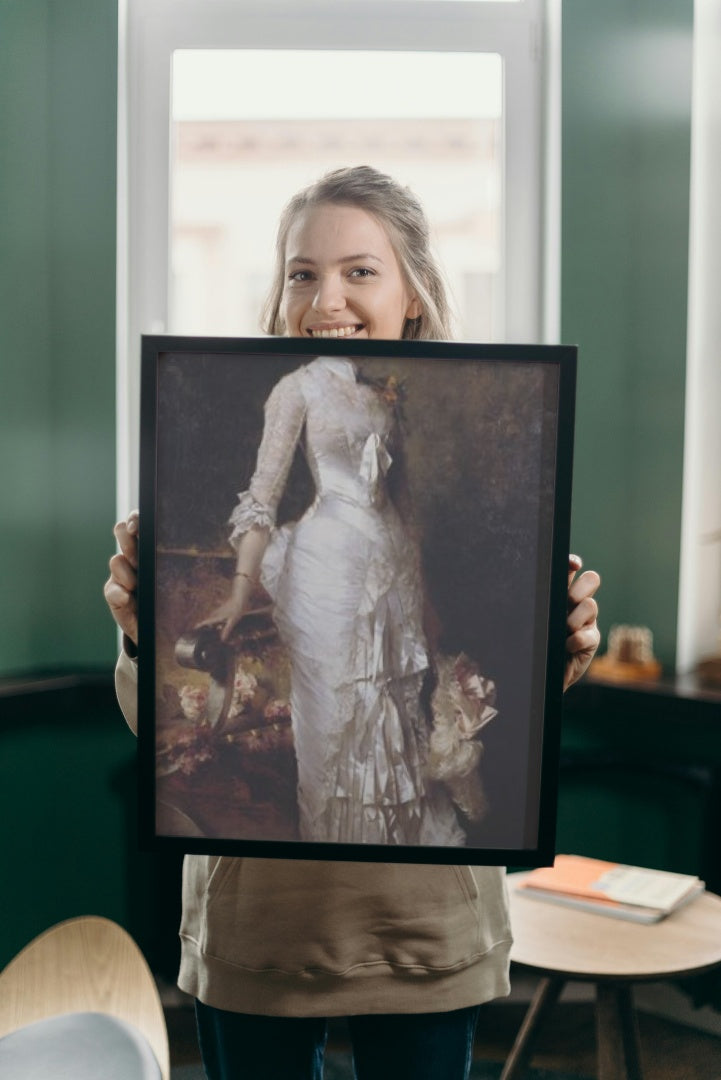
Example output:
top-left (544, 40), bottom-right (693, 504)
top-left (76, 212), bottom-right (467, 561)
top-left (229, 369), bottom-right (307, 547)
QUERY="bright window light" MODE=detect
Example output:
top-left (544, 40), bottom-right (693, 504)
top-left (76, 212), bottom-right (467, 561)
top-left (170, 49), bottom-right (504, 341)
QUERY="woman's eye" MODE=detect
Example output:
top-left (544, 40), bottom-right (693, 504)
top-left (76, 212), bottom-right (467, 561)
top-left (349, 267), bottom-right (375, 279)
top-left (288, 270), bottom-right (313, 283)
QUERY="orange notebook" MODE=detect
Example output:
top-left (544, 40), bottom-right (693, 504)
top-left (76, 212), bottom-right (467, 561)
top-left (517, 855), bottom-right (704, 923)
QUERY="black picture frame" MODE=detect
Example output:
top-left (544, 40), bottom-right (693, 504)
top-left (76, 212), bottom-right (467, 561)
top-left (138, 335), bottom-right (576, 865)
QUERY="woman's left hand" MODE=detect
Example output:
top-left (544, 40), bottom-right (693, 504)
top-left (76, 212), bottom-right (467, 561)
top-left (564, 554), bottom-right (601, 691)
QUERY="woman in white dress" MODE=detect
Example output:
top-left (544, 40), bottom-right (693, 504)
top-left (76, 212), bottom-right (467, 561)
top-left (204, 167), bottom-right (465, 847)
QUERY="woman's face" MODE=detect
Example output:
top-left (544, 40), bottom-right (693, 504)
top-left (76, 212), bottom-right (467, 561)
top-left (281, 203), bottom-right (421, 341)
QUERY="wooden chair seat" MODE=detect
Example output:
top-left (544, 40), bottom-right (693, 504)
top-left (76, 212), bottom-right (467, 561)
top-left (0, 916), bottom-right (169, 1079)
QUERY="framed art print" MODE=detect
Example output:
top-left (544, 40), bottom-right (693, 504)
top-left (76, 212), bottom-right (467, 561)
top-left (138, 335), bottom-right (576, 865)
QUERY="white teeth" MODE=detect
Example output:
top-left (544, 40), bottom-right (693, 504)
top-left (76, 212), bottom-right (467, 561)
top-left (310, 325), bottom-right (359, 338)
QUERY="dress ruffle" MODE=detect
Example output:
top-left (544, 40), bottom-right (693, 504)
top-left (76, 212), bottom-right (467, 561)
top-left (228, 491), bottom-right (275, 548)
top-left (307, 671), bottom-right (466, 847)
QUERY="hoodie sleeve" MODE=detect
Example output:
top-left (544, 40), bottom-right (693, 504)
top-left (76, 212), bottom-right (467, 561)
top-left (115, 648), bottom-right (139, 736)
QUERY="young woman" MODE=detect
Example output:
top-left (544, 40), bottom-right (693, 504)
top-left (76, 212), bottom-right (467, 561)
top-left (106, 166), bottom-right (601, 1080)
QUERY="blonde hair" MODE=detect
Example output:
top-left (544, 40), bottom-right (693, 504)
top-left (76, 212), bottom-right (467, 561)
top-left (262, 165), bottom-right (454, 341)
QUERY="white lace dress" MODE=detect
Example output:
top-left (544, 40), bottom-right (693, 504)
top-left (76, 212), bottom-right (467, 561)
top-left (229, 357), bottom-right (465, 847)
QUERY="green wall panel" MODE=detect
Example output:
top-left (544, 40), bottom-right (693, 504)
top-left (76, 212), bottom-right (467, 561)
top-left (0, 3), bottom-right (55, 669)
top-left (47, 2), bottom-right (119, 667)
top-left (559, 683), bottom-right (721, 888)
top-left (0, 0), bottom-right (118, 675)
top-left (0, 696), bottom-right (133, 967)
top-left (562, 0), bottom-right (693, 669)
top-left (0, 683), bottom-right (184, 975)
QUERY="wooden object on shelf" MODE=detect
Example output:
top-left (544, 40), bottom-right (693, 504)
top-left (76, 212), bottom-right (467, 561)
top-left (590, 624), bottom-right (662, 683)
top-left (696, 654), bottom-right (721, 689)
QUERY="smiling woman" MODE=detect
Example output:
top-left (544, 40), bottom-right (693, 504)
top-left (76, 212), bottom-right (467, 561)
top-left (262, 168), bottom-right (452, 342)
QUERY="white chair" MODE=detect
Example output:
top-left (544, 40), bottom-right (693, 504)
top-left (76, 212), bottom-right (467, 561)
top-left (0, 915), bottom-right (170, 1079)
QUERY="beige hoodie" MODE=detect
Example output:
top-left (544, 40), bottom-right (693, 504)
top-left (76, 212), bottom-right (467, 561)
top-left (116, 651), bottom-right (512, 1016)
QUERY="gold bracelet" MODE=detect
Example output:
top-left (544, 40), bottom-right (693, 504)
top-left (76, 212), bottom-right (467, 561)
top-left (233, 571), bottom-right (257, 583)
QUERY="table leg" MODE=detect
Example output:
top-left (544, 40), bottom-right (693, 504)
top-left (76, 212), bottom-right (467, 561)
top-left (596, 982), bottom-right (643, 1080)
top-left (499, 976), bottom-right (565, 1080)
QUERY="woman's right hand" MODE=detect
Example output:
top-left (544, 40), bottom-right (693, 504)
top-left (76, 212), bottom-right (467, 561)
top-left (197, 526), bottom-right (270, 642)
top-left (196, 579), bottom-right (253, 643)
top-left (104, 510), bottom-right (139, 646)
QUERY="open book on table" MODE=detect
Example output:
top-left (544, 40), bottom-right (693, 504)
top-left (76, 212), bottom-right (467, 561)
top-left (515, 854), bottom-right (705, 924)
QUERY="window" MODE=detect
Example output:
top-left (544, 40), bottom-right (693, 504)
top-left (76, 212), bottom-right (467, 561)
top-left (169, 49), bottom-right (503, 341)
top-left (118, 0), bottom-right (556, 509)
top-left (677, 1), bottom-right (721, 673)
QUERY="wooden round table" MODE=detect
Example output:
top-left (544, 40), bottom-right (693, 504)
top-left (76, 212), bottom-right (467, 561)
top-left (503, 872), bottom-right (721, 1080)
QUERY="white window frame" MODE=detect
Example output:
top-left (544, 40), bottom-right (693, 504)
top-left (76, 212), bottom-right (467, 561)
top-left (117, 0), bottom-right (558, 511)
top-left (676, 0), bottom-right (721, 674)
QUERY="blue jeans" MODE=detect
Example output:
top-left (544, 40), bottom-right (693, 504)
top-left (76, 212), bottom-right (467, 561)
top-left (195, 1000), bottom-right (481, 1080)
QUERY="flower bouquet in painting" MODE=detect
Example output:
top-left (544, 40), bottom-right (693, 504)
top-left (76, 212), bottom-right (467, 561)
top-left (155, 604), bottom-right (299, 841)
